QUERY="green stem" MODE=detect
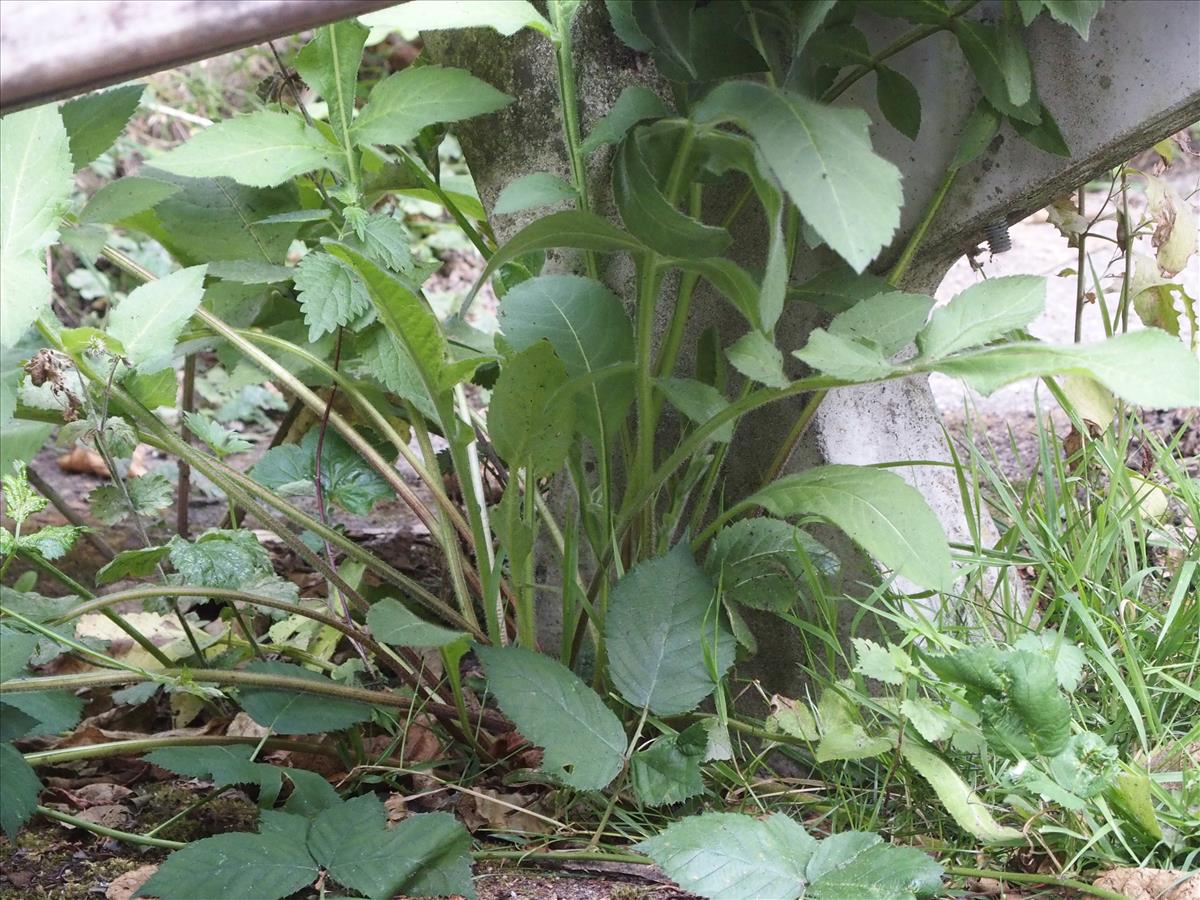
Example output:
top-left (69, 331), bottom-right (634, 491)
top-left (943, 867), bottom-right (1126, 900)
top-left (550, 0), bottom-right (598, 280)
top-left (37, 805), bottom-right (186, 850)
top-left (398, 148), bottom-right (491, 260)
top-left (24, 735), bottom-right (328, 767)
top-left (886, 167), bottom-right (958, 287)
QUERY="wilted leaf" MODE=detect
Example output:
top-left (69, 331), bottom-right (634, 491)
top-left (901, 742), bottom-right (1022, 841)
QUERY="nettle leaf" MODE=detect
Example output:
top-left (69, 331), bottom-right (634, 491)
top-left (0, 742), bottom-right (41, 838)
top-left (294, 251), bottom-right (371, 342)
top-left (900, 697), bottom-right (957, 743)
top-left (96, 545), bottom-right (170, 585)
top-left (726, 331), bottom-right (789, 389)
top-left (657, 377), bottom-right (734, 443)
top-left (476, 644), bottom-right (626, 790)
top-left (236, 661), bottom-right (374, 735)
top-left (0, 104), bottom-right (73, 349)
top-left (107, 265), bottom-right (208, 372)
top-left (694, 82), bottom-right (902, 272)
top-left (137, 829), bottom-right (319, 900)
top-left (352, 65), bottom-right (512, 148)
top-left (1, 462), bottom-right (46, 524)
top-left (930, 329), bottom-right (1200, 408)
top-left (805, 831), bottom-right (942, 899)
top-left (606, 543), bottom-right (735, 716)
top-left (1042, 0), bottom-right (1103, 39)
top-left (308, 796), bottom-right (474, 900)
top-left (360, 0), bottom-right (551, 38)
top-left (155, 111), bottom-right (343, 187)
top-left (707, 518), bottom-right (839, 613)
top-left (639, 812), bottom-right (815, 900)
top-left (1013, 631), bottom-right (1086, 692)
top-left (167, 528), bottom-right (272, 589)
top-left (80, 175), bottom-right (181, 224)
top-left (582, 85), bottom-right (670, 154)
top-left (917, 275), bottom-right (1044, 359)
top-left (494, 172), bottom-right (577, 215)
top-left (982, 651), bottom-right (1070, 758)
top-left (901, 743), bottom-right (1022, 841)
top-left (630, 731), bottom-right (706, 807)
top-left (251, 429), bottom-right (391, 517)
top-left (614, 128), bottom-right (730, 259)
top-left (499, 274), bottom-right (634, 450)
top-left (488, 340), bottom-right (574, 477)
top-left (17, 525), bottom-right (86, 561)
top-left (88, 474), bottom-right (173, 526)
top-left (358, 212), bottom-right (413, 273)
top-left (366, 598), bottom-right (466, 648)
top-left (60, 84), bottom-right (144, 170)
top-left (295, 20), bottom-right (368, 153)
top-left (746, 465), bottom-right (954, 593)
top-left (145, 745), bottom-right (282, 807)
top-left (184, 412), bottom-right (252, 458)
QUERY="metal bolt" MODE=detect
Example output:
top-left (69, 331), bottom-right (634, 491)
top-left (985, 218), bottom-right (1012, 254)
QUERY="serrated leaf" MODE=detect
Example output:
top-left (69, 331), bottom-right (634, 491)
top-left (657, 377), bottom-right (734, 443)
top-left (353, 66), bottom-right (512, 148)
top-left (605, 0), bottom-right (654, 50)
top-left (901, 743), bottom-right (1022, 841)
top-left (0, 704), bottom-right (38, 741)
top-left (815, 686), bottom-right (896, 762)
top-left (476, 644), bottom-right (625, 790)
top-left (1, 105), bottom-right (73, 348)
top-left (929, 330), bottom-right (1200, 408)
top-left (138, 829), bottom-right (318, 900)
top-left (1013, 631), bottom-right (1086, 692)
top-left (706, 518), bottom-right (839, 613)
top-left (282, 768), bottom-right (341, 819)
top-left (829, 291), bottom-right (935, 358)
top-left (96, 545), bottom-right (170, 585)
top-left (489, 340), bottom-right (574, 477)
top-left (1, 462), bottom-right (46, 524)
top-left (184, 412), bottom-right (253, 458)
top-left (18, 524), bottom-right (85, 560)
top-left (366, 598), bottom-right (466, 648)
top-left (80, 175), bottom-right (181, 224)
top-left (582, 86), bottom-right (669, 154)
top-left (0, 742), bottom-right (41, 838)
top-left (1048, 732), bottom-right (1118, 799)
top-left (107, 265), bottom-right (207, 372)
top-left (806, 830), bottom-right (943, 899)
top-left (251, 428), bottom-right (391, 517)
top-left (236, 661), bottom-right (374, 735)
top-left (1, 690), bottom-right (84, 736)
top-left (983, 651), bottom-right (1070, 758)
top-left (768, 695), bottom-right (819, 742)
top-left (295, 21), bottom-right (368, 154)
top-left (360, 0), bottom-right (551, 38)
top-left (639, 812), bottom-right (815, 900)
top-left (294, 251), bottom-right (371, 342)
top-left (145, 744), bottom-right (282, 807)
top-left (630, 735), bottom-right (705, 807)
top-left (900, 698), bottom-right (955, 743)
top-left (60, 84), bottom-right (144, 170)
top-left (358, 212), bottom-right (413, 273)
top-left (606, 543), bottom-right (734, 716)
top-left (494, 172), bottom-right (577, 215)
top-left (308, 797), bottom-right (474, 900)
top-left (746, 465), bottom-right (953, 593)
top-left (794, 328), bottom-right (894, 381)
top-left (853, 638), bottom-right (908, 686)
top-left (155, 111), bottom-right (342, 187)
top-left (167, 528), bottom-right (272, 589)
top-left (694, 82), bottom-right (901, 272)
top-left (726, 331), bottom-right (789, 388)
top-left (918, 275), bottom-right (1045, 359)
top-left (1042, 0), bottom-right (1103, 39)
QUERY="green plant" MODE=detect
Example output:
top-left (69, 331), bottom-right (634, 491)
top-left (1, 1), bottom-right (1197, 898)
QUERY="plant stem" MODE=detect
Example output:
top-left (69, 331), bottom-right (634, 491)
top-left (943, 866), bottom-right (1126, 900)
top-left (37, 805), bottom-right (186, 850)
top-left (1074, 188), bottom-right (1087, 342)
top-left (398, 147), bottom-right (491, 259)
top-left (24, 735), bottom-right (328, 767)
top-left (550, 0), bottom-right (598, 280)
top-left (177, 353), bottom-right (197, 537)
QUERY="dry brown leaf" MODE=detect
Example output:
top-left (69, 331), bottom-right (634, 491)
top-left (77, 804), bottom-right (130, 828)
top-left (384, 792), bottom-right (408, 825)
top-left (72, 782), bottom-right (134, 807)
top-left (457, 788), bottom-right (552, 835)
top-left (225, 712), bottom-right (269, 738)
top-left (105, 864), bottom-right (158, 900)
top-left (1094, 868), bottom-right (1199, 899)
top-left (57, 445), bottom-right (148, 478)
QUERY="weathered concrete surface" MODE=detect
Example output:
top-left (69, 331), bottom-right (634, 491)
top-left (429, 1), bottom-right (1200, 687)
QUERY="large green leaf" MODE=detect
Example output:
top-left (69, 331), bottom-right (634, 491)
top-left (59, 84), bottom-right (144, 170)
top-left (693, 82), bottom-right (902, 272)
top-left (745, 465), bottom-right (954, 592)
top-left (251, 429), bottom-right (392, 516)
top-left (0, 742), bottom-right (41, 839)
top-left (901, 743), bottom-right (1022, 841)
top-left (827, 291), bottom-right (935, 357)
top-left (166, 529), bottom-right (273, 589)
top-left (605, 543), bottom-right (734, 715)
top-left (613, 128), bottom-right (730, 259)
top-left (952, 20), bottom-right (1040, 123)
top-left (360, 0), bottom-right (551, 37)
top-left (0, 104), bottom-right (73, 348)
top-left (308, 796), bottom-right (474, 900)
top-left (235, 661), bottom-right (374, 735)
top-left (793, 329), bottom-right (894, 381)
top-left (707, 518), bottom-right (839, 613)
top-left (352, 66), bottom-right (512, 148)
top-left (639, 812), bottom-right (815, 899)
top-left (805, 831), bottom-right (943, 899)
top-left (493, 172), bottom-right (577, 215)
top-left (145, 745), bottom-right (282, 808)
top-left (917, 275), bottom-right (1044, 359)
top-left (630, 1), bottom-right (766, 82)
top-left (0, 690), bottom-right (84, 737)
top-left (105, 264), bottom-right (208, 372)
top-left (155, 111), bottom-right (342, 187)
top-left (499, 274), bottom-right (634, 449)
top-left (929, 329), bottom-right (1200, 408)
top-left (475, 644), bottom-right (626, 790)
top-left (294, 250), bottom-right (371, 341)
top-left (488, 340), bottom-right (575, 477)
top-left (89, 473), bottom-right (173, 526)
top-left (366, 598), bottom-right (466, 648)
top-left (582, 85), bottom-right (670, 153)
top-left (79, 175), bottom-right (181, 224)
top-left (295, 21), bottom-right (368, 154)
top-left (726, 331), bottom-right (789, 388)
top-left (982, 651), bottom-right (1070, 757)
top-left (138, 830), bottom-right (319, 900)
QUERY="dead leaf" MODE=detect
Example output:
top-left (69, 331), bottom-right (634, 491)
top-left (384, 792), bottom-right (408, 825)
top-left (457, 788), bottom-right (552, 835)
top-left (72, 783), bottom-right (133, 807)
top-left (106, 864), bottom-right (158, 900)
top-left (225, 712), bottom-right (269, 738)
top-left (78, 803), bottom-right (130, 828)
top-left (57, 445), bottom-right (148, 478)
top-left (1093, 868), bottom-right (1199, 899)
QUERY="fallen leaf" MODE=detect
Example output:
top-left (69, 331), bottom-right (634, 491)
top-left (78, 803), bottom-right (130, 828)
top-left (57, 445), bottom-right (148, 477)
top-left (106, 864), bottom-right (158, 900)
top-left (72, 782), bottom-right (134, 807)
top-left (1093, 868), bottom-right (1199, 900)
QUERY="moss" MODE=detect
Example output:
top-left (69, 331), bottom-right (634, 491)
top-left (0, 823), bottom-right (159, 900)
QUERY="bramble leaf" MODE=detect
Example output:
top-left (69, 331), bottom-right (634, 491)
top-left (145, 745), bottom-right (282, 808)
top-left (0, 742), bottom-right (41, 839)
top-left (251, 428), bottom-right (391, 517)
top-left (137, 829), bottom-right (318, 900)
top-left (235, 661), bottom-right (374, 735)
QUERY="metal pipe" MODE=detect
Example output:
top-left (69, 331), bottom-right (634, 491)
top-left (0, 0), bottom-right (396, 113)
